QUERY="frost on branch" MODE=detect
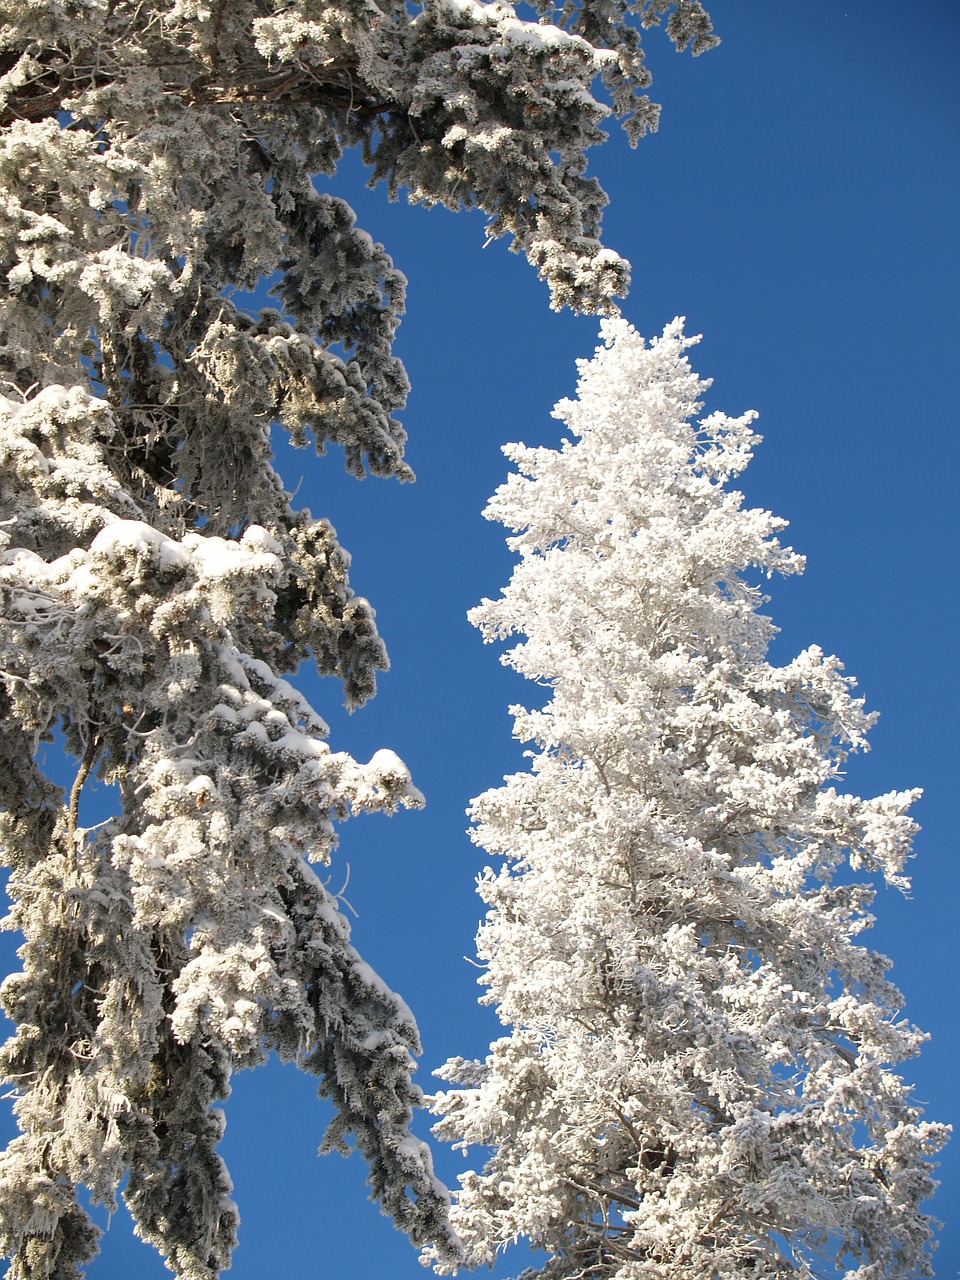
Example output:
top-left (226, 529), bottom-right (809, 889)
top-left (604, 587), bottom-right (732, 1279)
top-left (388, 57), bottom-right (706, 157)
top-left (0, 502), bottom-right (454, 1278)
top-left (429, 321), bottom-right (947, 1280)
top-left (0, 0), bottom-right (714, 315)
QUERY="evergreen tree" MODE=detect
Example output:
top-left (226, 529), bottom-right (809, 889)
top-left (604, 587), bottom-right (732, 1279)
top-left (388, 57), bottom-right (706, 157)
top-left (431, 320), bottom-right (947, 1280)
top-left (0, 3), bottom-right (713, 1277)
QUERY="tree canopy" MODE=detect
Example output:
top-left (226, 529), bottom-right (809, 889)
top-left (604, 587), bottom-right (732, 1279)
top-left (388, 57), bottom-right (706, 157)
top-left (0, 0), bottom-right (715, 1276)
top-left (431, 320), bottom-right (947, 1280)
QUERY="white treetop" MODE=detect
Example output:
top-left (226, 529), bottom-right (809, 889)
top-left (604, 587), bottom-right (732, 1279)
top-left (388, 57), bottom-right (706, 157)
top-left (0, 2), bottom-right (713, 1276)
top-left (430, 320), bottom-right (947, 1280)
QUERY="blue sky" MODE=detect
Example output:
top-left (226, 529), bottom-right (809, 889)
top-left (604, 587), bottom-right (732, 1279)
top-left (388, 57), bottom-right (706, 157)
top-left (2, 0), bottom-right (958, 1275)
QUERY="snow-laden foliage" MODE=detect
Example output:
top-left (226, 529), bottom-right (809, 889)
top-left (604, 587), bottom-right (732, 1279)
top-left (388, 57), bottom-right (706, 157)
top-left (1, 0), bottom-right (714, 319)
top-left (0, 449), bottom-right (457, 1277)
top-left (0, 2), bottom-right (713, 1272)
top-left (430, 321), bottom-right (948, 1280)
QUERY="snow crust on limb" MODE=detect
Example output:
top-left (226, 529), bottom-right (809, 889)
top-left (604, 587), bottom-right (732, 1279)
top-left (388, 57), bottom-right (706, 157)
top-left (0, 0), bottom-right (714, 317)
top-left (0, 493), bottom-right (450, 1278)
top-left (429, 320), bottom-right (948, 1280)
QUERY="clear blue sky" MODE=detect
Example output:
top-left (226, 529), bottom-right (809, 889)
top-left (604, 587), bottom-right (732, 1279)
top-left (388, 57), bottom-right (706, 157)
top-left (2, 1), bottom-right (958, 1275)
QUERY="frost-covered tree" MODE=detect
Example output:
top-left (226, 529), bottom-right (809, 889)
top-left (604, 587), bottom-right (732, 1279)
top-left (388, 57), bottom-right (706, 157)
top-left (0, 3), bottom-right (714, 1277)
top-left (431, 320), bottom-right (948, 1280)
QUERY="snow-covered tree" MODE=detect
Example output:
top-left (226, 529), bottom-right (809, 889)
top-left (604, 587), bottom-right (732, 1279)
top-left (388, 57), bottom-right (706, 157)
top-left (0, 3), bottom-right (714, 1277)
top-left (431, 320), bottom-right (948, 1280)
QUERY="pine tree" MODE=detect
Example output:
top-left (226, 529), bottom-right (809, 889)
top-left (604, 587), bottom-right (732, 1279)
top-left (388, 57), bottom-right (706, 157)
top-left (431, 320), bottom-right (947, 1280)
top-left (0, 3), bottom-right (714, 1277)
